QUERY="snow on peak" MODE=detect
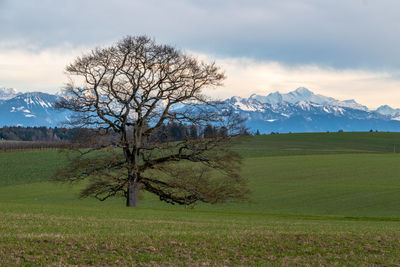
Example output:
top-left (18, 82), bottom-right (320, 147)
top-left (376, 105), bottom-right (400, 117)
top-left (0, 87), bottom-right (19, 100)
top-left (249, 91), bottom-right (282, 105)
top-left (230, 96), bottom-right (264, 112)
top-left (230, 96), bottom-right (245, 103)
top-left (297, 100), bottom-right (310, 110)
top-left (246, 87), bottom-right (368, 111)
top-left (343, 99), bottom-right (357, 104)
top-left (293, 87), bottom-right (313, 96)
top-left (248, 87), bottom-right (325, 105)
top-left (11, 92), bottom-right (58, 110)
top-left (285, 87), bottom-right (334, 105)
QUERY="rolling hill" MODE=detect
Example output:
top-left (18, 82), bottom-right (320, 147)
top-left (2, 132), bottom-right (400, 216)
top-left (1, 132), bottom-right (400, 265)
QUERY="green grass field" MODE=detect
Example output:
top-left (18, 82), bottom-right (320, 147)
top-left (1, 132), bottom-right (400, 265)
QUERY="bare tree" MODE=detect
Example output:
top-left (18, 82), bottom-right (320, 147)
top-left (55, 36), bottom-right (248, 207)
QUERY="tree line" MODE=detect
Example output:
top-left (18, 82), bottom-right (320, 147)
top-left (0, 123), bottom-right (247, 143)
top-left (0, 141), bottom-right (70, 151)
top-left (0, 126), bottom-right (81, 142)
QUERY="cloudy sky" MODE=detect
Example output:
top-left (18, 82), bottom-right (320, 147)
top-left (1, 0), bottom-right (400, 108)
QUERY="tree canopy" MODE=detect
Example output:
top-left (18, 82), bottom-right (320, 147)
top-left (56, 36), bottom-right (248, 207)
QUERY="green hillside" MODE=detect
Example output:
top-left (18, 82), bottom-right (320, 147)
top-left (1, 132), bottom-right (400, 216)
top-left (1, 132), bottom-right (400, 265)
top-left (234, 131), bottom-right (400, 157)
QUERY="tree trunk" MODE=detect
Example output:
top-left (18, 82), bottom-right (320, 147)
top-left (126, 182), bottom-right (139, 207)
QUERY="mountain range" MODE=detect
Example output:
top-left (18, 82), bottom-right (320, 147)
top-left (0, 88), bottom-right (69, 127)
top-left (225, 87), bottom-right (400, 133)
top-left (1, 87), bottom-right (400, 133)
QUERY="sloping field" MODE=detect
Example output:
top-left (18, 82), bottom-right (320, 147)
top-left (1, 132), bottom-right (400, 265)
top-left (234, 131), bottom-right (400, 157)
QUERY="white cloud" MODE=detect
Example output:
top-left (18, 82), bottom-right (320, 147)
top-left (0, 44), bottom-right (89, 93)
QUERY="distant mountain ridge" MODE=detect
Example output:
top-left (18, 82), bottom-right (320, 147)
top-left (1, 87), bottom-right (400, 133)
top-left (375, 105), bottom-right (400, 118)
top-left (222, 87), bottom-right (400, 133)
top-left (248, 87), bottom-right (368, 111)
top-left (0, 89), bottom-right (70, 127)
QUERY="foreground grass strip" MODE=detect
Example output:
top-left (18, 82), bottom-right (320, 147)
top-left (2, 233), bottom-right (400, 265)
top-left (1, 205), bottom-right (400, 265)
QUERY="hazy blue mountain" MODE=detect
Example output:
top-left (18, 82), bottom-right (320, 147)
top-left (1, 87), bottom-right (400, 133)
top-left (0, 92), bottom-right (70, 127)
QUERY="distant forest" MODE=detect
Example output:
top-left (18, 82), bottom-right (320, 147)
top-left (0, 126), bottom-right (81, 141)
top-left (0, 123), bottom-right (248, 142)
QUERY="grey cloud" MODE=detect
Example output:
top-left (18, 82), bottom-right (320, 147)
top-left (1, 0), bottom-right (400, 69)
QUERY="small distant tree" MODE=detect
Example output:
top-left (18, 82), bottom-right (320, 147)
top-left (219, 126), bottom-right (228, 138)
top-left (240, 127), bottom-right (251, 136)
top-left (189, 124), bottom-right (198, 139)
top-left (55, 36), bottom-right (248, 207)
top-left (203, 124), bottom-right (215, 138)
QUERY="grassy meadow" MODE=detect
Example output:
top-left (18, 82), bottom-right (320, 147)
top-left (1, 132), bottom-right (400, 265)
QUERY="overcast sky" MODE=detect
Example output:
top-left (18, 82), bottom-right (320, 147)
top-left (1, 0), bottom-right (400, 108)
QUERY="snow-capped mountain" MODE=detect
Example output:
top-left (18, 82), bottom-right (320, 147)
top-left (375, 105), bottom-right (400, 118)
top-left (0, 92), bottom-right (70, 127)
top-left (1, 87), bottom-right (400, 133)
top-left (249, 87), bottom-right (368, 111)
top-left (222, 88), bottom-right (400, 133)
top-left (0, 87), bottom-right (20, 101)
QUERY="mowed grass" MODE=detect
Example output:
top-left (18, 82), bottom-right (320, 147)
top-left (1, 132), bottom-right (400, 265)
